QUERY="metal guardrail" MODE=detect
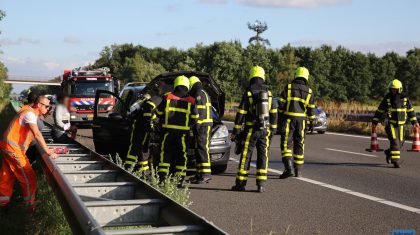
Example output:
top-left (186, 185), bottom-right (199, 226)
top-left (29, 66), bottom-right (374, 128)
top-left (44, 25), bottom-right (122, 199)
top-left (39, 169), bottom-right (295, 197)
top-left (11, 102), bottom-right (227, 235)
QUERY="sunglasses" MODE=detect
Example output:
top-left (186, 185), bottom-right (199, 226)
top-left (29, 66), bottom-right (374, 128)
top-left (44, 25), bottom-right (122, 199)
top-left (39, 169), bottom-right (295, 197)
top-left (39, 103), bottom-right (51, 109)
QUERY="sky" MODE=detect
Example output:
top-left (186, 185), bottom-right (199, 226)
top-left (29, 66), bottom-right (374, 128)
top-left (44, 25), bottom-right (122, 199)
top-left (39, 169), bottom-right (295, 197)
top-left (1, 0), bottom-right (420, 92)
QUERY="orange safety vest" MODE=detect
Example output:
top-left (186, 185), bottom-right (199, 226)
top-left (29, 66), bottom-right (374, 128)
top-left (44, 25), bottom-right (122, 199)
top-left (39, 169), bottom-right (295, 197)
top-left (0, 107), bottom-right (36, 152)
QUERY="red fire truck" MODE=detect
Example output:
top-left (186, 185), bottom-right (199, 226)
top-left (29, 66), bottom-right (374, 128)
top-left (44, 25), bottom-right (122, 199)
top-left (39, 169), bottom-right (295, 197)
top-left (61, 67), bottom-right (119, 124)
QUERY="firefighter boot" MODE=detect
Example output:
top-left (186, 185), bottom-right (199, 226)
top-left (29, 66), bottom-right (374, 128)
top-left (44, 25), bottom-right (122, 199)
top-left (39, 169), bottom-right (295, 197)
top-left (231, 185), bottom-right (246, 191)
top-left (279, 157), bottom-right (294, 179)
top-left (384, 149), bottom-right (391, 164)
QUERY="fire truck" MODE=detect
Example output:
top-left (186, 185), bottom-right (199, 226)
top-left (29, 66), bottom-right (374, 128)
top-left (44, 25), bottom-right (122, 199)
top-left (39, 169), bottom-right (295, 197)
top-left (61, 67), bottom-right (119, 124)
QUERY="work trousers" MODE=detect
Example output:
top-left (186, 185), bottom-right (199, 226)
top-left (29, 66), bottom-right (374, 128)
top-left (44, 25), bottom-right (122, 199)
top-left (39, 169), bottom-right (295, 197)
top-left (385, 124), bottom-right (404, 163)
top-left (0, 149), bottom-right (36, 208)
top-left (280, 119), bottom-right (306, 169)
top-left (236, 128), bottom-right (271, 187)
top-left (194, 125), bottom-right (212, 177)
top-left (158, 131), bottom-right (188, 178)
top-left (124, 120), bottom-right (151, 171)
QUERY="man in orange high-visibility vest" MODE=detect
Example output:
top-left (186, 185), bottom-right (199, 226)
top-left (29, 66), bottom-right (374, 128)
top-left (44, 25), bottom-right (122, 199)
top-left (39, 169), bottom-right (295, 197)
top-left (0, 96), bottom-right (57, 212)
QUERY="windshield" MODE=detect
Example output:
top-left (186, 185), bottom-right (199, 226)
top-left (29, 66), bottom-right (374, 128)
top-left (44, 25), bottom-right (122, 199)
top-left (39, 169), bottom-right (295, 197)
top-left (72, 81), bottom-right (112, 97)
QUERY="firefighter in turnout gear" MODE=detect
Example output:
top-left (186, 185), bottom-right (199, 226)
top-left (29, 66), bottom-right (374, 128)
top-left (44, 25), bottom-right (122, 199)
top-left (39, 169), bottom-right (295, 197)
top-left (155, 75), bottom-right (199, 186)
top-left (231, 66), bottom-right (278, 193)
top-left (278, 67), bottom-right (315, 179)
top-left (124, 94), bottom-right (163, 173)
top-left (188, 76), bottom-right (213, 184)
top-left (372, 79), bottom-right (419, 168)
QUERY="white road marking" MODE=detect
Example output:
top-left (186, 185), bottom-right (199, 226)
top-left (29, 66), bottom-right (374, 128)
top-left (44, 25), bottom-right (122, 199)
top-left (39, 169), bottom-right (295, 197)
top-left (230, 157), bottom-right (420, 215)
top-left (223, 121), bottom-right (234, 124)
top-left (326, 132), bottom-right (413, 144)
top-left (325, 148), bottom-right (378, 157)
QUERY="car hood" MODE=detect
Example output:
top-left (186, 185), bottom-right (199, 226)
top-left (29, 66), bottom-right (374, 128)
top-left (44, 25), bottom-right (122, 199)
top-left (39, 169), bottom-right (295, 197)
top-left (141, 71), bottom-right (226, 118)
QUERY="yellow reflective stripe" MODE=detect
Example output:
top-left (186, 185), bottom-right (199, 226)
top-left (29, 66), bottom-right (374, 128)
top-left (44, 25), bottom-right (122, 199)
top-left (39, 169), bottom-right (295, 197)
top-left (138, 161), bottom-right (148, 165)
top-left (236, 176), bottom-right (248, 180)
top-left (377, 109), bottom-right (384, 113)
top-left (301, 121), bottom-right (306, 153)
top-left (181, 134), bottom-right (188, 173)
top-left (390, 124), bottom-right (396, 139)
top-left (141, 133), bottom-right (149, 145)
top-left (175, 165), bottom-right (186, 170)
top-left (205, 126), bottom-right (211, 166)
top-left (400, 125), bottom-right (404, 142)
top-left (160, 133), bottom-right (169, 164)
top-left (410, 117), bottom-right (417, 121)
top-left (168, 107), bottom-right (190, 113)
top-left (389, 108), bottom-right (407, 112)
top-left (156, 109), bottom-right (163, 115)
top-left (245, 122), bottom-right (254, 126)
top-left (286, 84), bottom-right (292, 112)
top-left (389, 120), bottom-right (406, 124)
top-left (234, 125), bottom-right (242, 129)
top-left (283, 119), bottom-right (291, 154)
top-left (124, 160), bottom-right (135, 165)
top-left (279, 98), bottom-right (286, 103)
top-left (197, 105), bottom-right (206, 109)
top-left (271, 125), bottom-right (277, 128)
top-left (305, 89), bottom-right (312, 106)
top-left (308, 115), bottom-right (315, 120)
top-left (238, 109), bottom-right (248, 114)
top-left (256, 176), bottom-right (267, 180)
top-left (158, 168), bottom-right (169, 173)
top-left (257, 169), bottom-right (267, 173)
top-left (294, 160), bottom-right (304, 164)
top-left (199, 162), bottom-right (211, 167)
top-left (191, 114), bottom-right (199, 118)
top-left (162, 124), bottom-right (190, 130)
top-left (264, 129), bottom-right (270, 171)
top-left (294, 155), bottom-right (304, 159)
top-left (307, 104), bottom-right (315, 108)
top-left (127, 155), bottom-right (137, 160)
top-left (284, 112), bottom-right (307, 117)
top-left (391, 156), bottom-right (400, 159)
top-left (407, 108), bottom-right (414, 112)
top-left (270, 109), bottom-right (277, 113)
top-left (197, 119), bottom-right (213, 124)
top-left (239, 170), bottom-right (249, 175)
top-left (240, 129), bottom-right (253, 173)
top-left (143, 113), bottom-right (152, 117)
top-left (198, 169), bottom-right (212, 173)
top-left (146, 101), bottom-right (156, 108)
top-left (390, 151), bottom-right (400, 154)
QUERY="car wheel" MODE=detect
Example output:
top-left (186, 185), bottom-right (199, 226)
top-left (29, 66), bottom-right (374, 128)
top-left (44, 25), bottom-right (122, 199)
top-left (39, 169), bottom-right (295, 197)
top-left (317, 131), bottom-right (326, 134)
top-left (212, 164), bottom-right (228, 174)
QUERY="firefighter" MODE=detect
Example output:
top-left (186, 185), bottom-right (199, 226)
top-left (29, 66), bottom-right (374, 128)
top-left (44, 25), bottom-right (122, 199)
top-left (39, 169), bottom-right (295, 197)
top-left (155, 75), bottom-right (198, 186)
top-left (278, 67), bottom-right (315, 179)
top-left (124, 93), bottom-right (163, 173)
top-left (0, 96), bottom-right (57, 212)
top-left (231, 66), bottom-right (278, 193)
top-left (372, 79), bottom-right (419, 168)
top-left (188, 76), bottom-right (213, 184)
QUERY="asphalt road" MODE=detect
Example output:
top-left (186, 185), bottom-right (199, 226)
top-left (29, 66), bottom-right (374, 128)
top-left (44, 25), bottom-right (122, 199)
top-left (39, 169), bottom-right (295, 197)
top-left (64, 122), bottom-right (420, 235)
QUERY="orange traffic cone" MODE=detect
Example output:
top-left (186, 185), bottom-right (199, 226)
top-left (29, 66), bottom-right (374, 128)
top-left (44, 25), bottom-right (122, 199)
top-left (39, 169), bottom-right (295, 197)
top-left (366, 127), bottom-right (383, 152)
top-left (408, 126), bottom-right (420, 152)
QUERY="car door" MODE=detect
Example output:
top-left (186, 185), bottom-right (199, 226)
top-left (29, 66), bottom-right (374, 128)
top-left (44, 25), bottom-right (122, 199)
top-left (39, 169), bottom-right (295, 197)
top-left (92, 90), bottom-right (132, 160)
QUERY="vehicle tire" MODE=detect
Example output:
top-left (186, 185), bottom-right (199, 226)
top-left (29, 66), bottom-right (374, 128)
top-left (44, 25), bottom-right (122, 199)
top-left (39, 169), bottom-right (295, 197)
top-left (317, 131), bottom-right (326, 134)
top-left (211, 164), bottom-right (228, 174)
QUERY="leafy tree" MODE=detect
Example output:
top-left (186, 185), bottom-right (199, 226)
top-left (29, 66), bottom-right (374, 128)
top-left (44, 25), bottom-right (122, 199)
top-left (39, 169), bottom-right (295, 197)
top-left (0, 10), bottom-right (11, 99)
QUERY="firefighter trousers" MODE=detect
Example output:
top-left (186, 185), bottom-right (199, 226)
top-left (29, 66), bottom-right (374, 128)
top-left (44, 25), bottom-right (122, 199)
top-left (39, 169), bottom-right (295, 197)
top-left (0, 149), bottom-right (36, 208)
top-left (280, 119), bottom-right (306, 169)
top-left (125, 120), bottom-right (151, 171)
top-left (158, 132), bottom-right (188, 178)
top-left (385, 124), bottom-right (404, 163)
top-left (236, 128), bottom-right (271, 187)
top-left (195, 125), bottom-right (212, 177)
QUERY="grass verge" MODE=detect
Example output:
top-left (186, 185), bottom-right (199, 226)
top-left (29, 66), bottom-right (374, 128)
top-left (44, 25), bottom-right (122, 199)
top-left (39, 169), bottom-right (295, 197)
top-left (0, 99), bottom-right (71, 234)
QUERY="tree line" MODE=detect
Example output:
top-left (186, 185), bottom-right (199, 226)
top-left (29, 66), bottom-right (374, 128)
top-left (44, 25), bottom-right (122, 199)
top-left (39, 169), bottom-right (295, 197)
top-left (0, 10), bottom-right (12, 99)
top-left (92, 42), bottom-right (420, 103)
